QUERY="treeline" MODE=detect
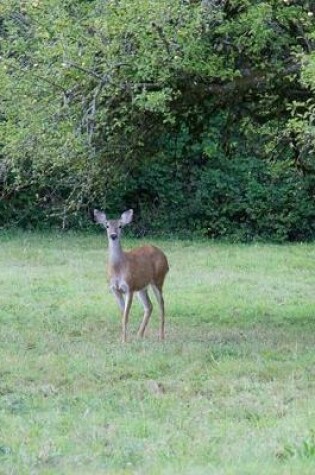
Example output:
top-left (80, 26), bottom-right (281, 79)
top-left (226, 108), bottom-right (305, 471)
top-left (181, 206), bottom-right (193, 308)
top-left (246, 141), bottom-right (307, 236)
top-left (0, 0), bottom-right (315, 240)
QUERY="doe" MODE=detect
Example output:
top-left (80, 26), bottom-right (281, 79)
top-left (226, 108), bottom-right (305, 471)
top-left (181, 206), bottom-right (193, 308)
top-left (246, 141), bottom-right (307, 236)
top-left (94, 209), bottom-right (169, 343)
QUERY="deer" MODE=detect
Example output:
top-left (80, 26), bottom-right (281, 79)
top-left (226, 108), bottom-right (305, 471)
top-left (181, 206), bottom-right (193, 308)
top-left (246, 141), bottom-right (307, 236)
top-left (94, 209), bottom-right (169, 343)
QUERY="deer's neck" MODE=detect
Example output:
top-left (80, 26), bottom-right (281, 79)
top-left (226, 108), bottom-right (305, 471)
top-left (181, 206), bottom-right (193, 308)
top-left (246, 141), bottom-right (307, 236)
top-left (108, 239), bottom-right (125, 266)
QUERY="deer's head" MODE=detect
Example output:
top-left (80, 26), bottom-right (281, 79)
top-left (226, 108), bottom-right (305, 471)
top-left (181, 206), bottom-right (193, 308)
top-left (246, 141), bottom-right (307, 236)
top-left (94, 209), bottom-right (133, 241)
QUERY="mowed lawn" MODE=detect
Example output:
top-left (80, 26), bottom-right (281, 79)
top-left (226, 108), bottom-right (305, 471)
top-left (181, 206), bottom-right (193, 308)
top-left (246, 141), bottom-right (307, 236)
top-left (0, 231), bottom-right (315, 475)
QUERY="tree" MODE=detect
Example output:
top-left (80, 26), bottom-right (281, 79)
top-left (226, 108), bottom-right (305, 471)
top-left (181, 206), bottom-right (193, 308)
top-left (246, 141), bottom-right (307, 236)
top-left (0, 0), bottom-right (314, 239)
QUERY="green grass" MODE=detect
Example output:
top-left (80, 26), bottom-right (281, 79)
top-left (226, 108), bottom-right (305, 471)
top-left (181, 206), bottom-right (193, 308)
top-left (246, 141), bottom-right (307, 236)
top-left (0, 231), bottom-right (315, 474)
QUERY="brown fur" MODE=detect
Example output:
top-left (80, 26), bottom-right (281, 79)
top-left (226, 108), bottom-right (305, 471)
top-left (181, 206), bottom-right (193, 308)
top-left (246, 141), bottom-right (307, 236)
top-left (109, 245), bottom-right (169, 292)
top-left (94, 208), bottom-right (169, 342)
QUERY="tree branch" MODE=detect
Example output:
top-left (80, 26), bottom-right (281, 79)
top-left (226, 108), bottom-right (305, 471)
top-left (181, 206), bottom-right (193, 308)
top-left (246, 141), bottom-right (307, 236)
top-left (119, 63), bottom-right (305, 100)
top-left (64, 61), bottom-right (102, 80)
top-left (151, 22), bottom-right (172, 55)
top-left (6, 62), bottom-right (68, 94)
top-left (204, 63), bottom-right (302, 95)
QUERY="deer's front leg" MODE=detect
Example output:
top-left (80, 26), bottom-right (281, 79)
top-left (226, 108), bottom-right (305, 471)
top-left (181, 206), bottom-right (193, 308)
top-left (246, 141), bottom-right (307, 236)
top-left (122, 291), bottom-right (133, 343)
top-left (112, 287), bottom-right (125, 313)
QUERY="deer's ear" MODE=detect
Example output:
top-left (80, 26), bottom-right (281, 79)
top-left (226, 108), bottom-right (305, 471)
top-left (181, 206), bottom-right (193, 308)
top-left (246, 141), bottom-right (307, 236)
top-left (93, 209), bottom-right (107, 226)
top-left (120, 209), bottom-right (133, 226)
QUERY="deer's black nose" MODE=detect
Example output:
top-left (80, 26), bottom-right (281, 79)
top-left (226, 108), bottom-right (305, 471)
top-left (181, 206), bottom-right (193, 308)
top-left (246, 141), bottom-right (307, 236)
top-left (110, 233), bottom-right (118, 240)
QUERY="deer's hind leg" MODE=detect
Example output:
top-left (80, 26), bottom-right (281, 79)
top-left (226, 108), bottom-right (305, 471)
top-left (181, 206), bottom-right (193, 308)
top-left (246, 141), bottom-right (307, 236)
top-left (137, 289), bottom-right (153, 338)
top-left (151, 284), bottom-right (165, 340)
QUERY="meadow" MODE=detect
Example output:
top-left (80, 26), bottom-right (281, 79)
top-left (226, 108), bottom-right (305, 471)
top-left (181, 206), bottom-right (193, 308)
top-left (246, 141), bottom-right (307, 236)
top-left (0, 231), bottom-right (315, 474)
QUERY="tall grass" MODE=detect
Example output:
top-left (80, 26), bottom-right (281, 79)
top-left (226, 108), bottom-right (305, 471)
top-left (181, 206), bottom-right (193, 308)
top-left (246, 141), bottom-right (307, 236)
top-left (0, 231), bottom-right (315, 474)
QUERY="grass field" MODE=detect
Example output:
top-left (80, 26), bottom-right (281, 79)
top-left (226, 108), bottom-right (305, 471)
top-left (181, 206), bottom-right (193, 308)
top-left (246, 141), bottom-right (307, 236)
top-left (0, 231), bottom-right (315, 474)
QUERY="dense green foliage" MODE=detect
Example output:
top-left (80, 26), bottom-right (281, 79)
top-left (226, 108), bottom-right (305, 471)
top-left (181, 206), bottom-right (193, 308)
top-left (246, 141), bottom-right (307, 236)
top-left (0, 0), bottom-right (315, 240)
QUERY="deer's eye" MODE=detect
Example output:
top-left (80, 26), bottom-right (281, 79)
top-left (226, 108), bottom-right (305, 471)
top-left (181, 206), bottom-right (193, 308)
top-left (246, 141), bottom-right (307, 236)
top-left (118, 225), bottom-right (122, 229)
top-left (106, 225), bottom-right (109, 229)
